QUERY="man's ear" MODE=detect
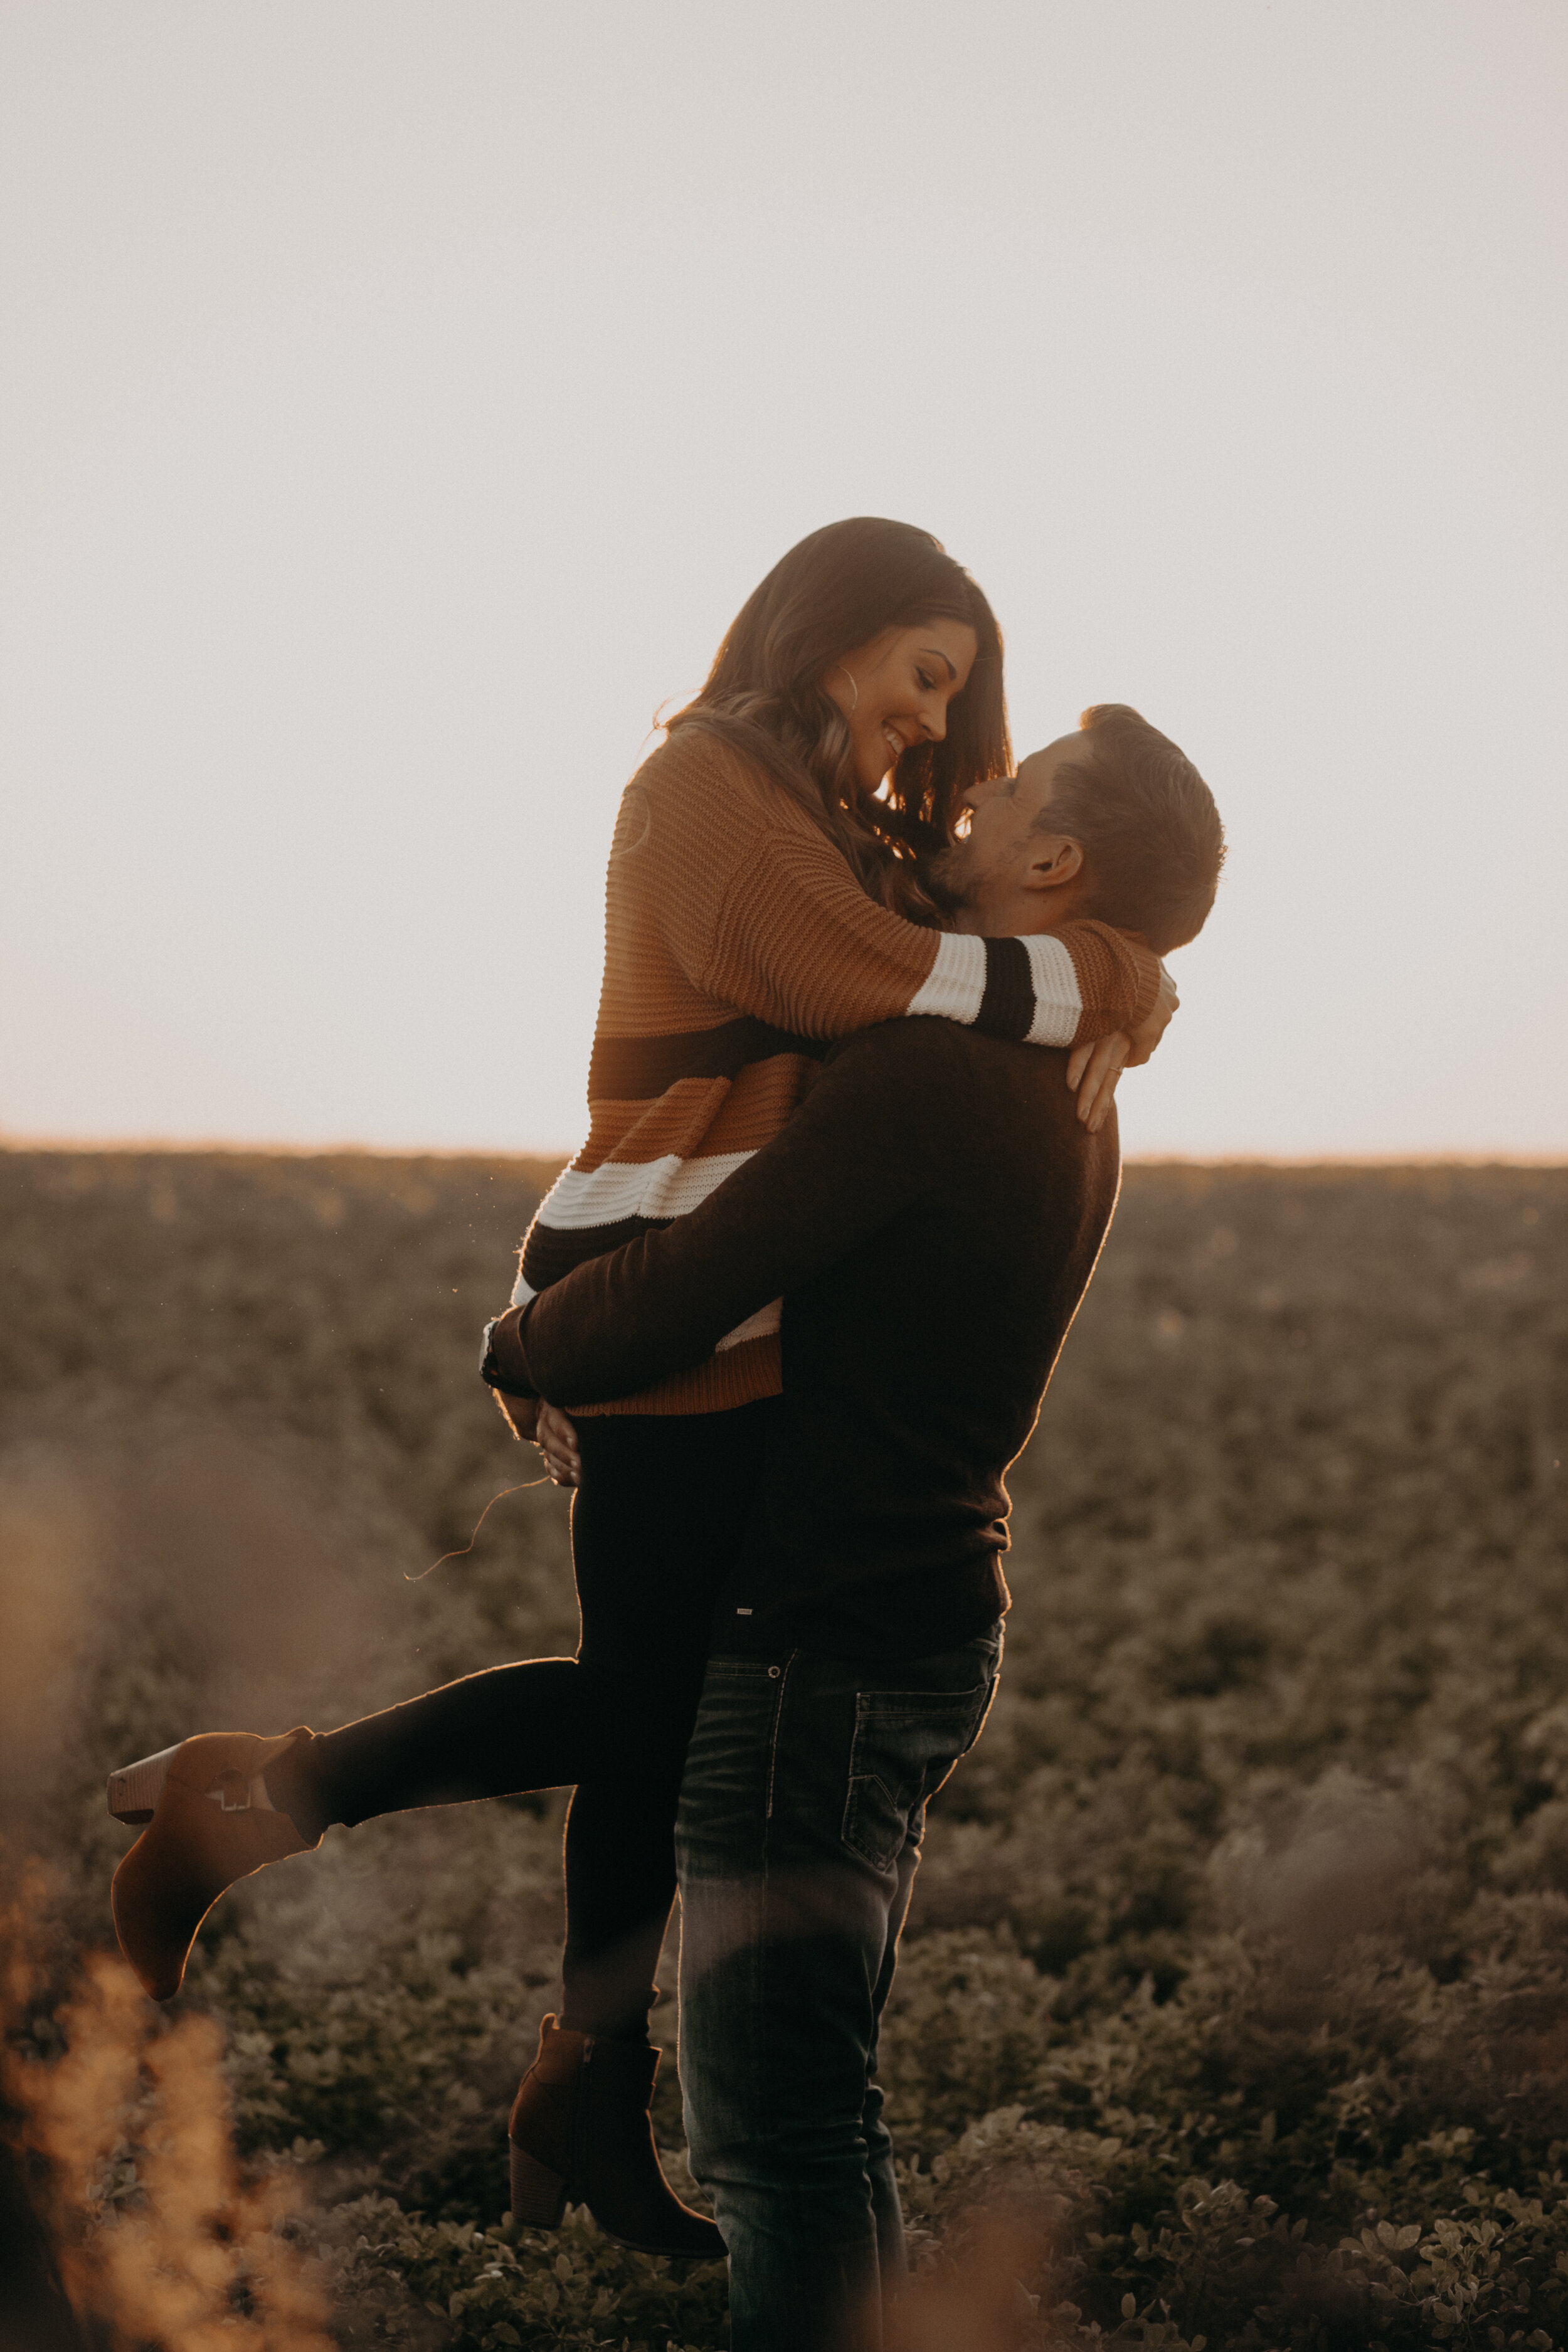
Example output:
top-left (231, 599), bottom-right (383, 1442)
top-left (1020, 832), bottom-right (1085, 893)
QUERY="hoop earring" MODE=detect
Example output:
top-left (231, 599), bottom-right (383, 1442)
top-left (829, 664), bottom-right (859, 712)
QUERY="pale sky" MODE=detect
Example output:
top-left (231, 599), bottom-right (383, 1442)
top-left (3, 1), bottom-right (1564, 1159)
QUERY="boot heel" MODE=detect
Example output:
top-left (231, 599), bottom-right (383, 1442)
top-left (509, 2139), bottom-right (569, 2229)
top-left (108, 1744), bottom-right (183, 1825)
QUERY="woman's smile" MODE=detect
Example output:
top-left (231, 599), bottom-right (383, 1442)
top-left (823, 617), bottom-right (980, 797)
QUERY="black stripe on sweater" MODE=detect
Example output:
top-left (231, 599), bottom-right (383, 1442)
top-left (589, 1019), bottom-right (825, 1101)
top-left (975, 936), bottom-right (1036, 1042)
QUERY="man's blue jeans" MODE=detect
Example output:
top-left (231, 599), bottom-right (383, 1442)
top-left (674, 1626), bottom-right (1003, 2352)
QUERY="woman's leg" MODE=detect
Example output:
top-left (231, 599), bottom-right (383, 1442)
top-left (110, 1397), bottom-right (768, 2254)
top-left (501, 1402), bottom-right (771, 2256)
top-left (112, 1401), bottom-right (768, 2033)
top-left (110, 1654), bottom-right (598, 2005)
top-left (266, 1658), bottom-right (586, 1841)
top-left (557, 1401), bottom-right (773, 2045)
top-left (268, 1399), bottom-right (770, 1877)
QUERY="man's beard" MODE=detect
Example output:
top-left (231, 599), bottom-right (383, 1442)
top-left (916, 843), bottom-right (972, 919)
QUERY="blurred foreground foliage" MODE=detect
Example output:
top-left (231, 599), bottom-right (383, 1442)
top-left (1, 1148), bottom-right (1565, 2349)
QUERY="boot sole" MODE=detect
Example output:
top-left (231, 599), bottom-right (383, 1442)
top-left (108, 1744), bottom-right (183, 1825)
top-left (597, 2222), bottom-right (726, 2260)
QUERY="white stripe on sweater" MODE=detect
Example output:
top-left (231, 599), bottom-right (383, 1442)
top-left (1022, 933), bottom-right (1083, 1047)
top-left (530, 1148), bottom-right (758, 1234)
top-left (905, 930), bottom-right (988, 1024)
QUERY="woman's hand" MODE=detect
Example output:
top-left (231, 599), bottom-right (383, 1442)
top-left (1066, 1030), bottom-right (1131, 1131)
top-left (1066, 964), bottom-right (1179, 1131)
top-left (1125, 962), bottom-right (1179, 1066)
top-left (536, 1400), bottom-right (583, 1489)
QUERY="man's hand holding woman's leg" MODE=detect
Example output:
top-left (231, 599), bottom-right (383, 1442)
top-left (537, 1400), bottom-right (583, 1488)
top-left (497, 1387), bottom-right (582, 1488)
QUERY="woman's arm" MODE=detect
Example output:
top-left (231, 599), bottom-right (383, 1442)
top-left (1066, 963), bottom-right (1180, 1130)
top-left (633, 733), bottom-right (1162, 1050)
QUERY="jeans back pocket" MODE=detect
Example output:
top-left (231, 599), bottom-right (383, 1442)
top-left (841, 1678), bottom-right (995, 1873)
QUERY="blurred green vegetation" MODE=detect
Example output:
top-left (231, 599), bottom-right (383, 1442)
top-left (1, 1149), bottom-right (1564, 2349)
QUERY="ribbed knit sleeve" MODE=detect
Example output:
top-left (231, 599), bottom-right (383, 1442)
top-left (633, 732), bottom-right (1159, 1047)
top-left (1063, 922), bottom-right (1164, 1041)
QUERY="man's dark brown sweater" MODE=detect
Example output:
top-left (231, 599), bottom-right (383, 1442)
top-left (486, 1016), bottom-right (1122, 1662)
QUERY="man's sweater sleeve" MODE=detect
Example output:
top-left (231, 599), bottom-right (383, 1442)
top-left (642, 733), bottom-right (1161, 1048)
top-left (487, 1024), bottom-right (954, 1406)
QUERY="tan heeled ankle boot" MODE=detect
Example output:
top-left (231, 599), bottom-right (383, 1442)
top-left (109, 1729), bottom-right (321, 2001)
top-left (507, 2014), bottom-right (725, 2260)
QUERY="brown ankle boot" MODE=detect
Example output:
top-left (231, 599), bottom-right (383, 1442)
top-left (507, 2015), bottom-right (725, 2260)
top-left (110, 1729), bottom-right (321, 2001)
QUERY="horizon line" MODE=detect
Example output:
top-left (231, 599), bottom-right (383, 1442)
top-left (3, 1133), bottom-right (1565, 1172)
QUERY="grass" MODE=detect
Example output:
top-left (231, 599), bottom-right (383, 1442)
top-left (1, 1147), bottom-right (1564, 2349)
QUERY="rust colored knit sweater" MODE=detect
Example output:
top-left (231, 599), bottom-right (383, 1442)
top-left (516, 723), bottom-right (1160, 1414)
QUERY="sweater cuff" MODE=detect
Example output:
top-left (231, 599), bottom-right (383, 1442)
top-left (479, 1307), bottom-right (539, 1399)
top-left (1126, 941), bottom-right (1163, 1032)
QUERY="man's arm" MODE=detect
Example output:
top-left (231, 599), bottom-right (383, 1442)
top-left (485, 1023), bottom-right (961, 1407)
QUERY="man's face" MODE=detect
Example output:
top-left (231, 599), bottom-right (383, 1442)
top-left (928, 733), bottom-right (1087, 926)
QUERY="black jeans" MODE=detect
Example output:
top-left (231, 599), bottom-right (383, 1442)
top-left (675, 1628), bottom-right (1003, 2352)
top-left (277, 1402), bottom-right (774, 2040)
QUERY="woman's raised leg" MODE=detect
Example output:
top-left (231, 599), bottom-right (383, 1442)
top-left (108, 1656), bottom-right (591, 2003)
top-left (108, 1397), bottom-right (770, 2257)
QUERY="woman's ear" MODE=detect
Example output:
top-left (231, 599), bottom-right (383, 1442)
top-left (1022, 832), bottom-right (1086, 893)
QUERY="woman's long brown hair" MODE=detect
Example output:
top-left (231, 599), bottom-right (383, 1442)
top-left (665, 517), bottom-right (1011, 919)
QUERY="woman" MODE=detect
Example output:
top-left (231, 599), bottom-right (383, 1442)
top-left (108, 519), bottom-right (1162, 2259)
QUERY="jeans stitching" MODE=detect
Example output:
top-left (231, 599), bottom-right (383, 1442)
top-left (763, 1650), bottom-right (797, 1824)
top-left (840, 1682), bottom-right (993, 1870)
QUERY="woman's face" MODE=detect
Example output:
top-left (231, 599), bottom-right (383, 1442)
top-left (822, 618), bottom-right (979, 797)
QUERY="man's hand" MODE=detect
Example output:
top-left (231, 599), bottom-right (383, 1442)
top-left (495, 1391), bottom-right (540, 1443)
top-left (536, 1400), bottom-right (582, 1488)
top-left (496, 1385), bottom-right (581, 1484)
top-left (1066, 963), bottom-right (1178, 1131)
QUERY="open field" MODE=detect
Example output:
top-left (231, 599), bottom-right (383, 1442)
top-left (1, 1148), bottom-right (1565, 2350)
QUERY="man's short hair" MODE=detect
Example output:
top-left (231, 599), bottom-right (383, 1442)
top-left (1037, 705), bottom-right (1225, 952)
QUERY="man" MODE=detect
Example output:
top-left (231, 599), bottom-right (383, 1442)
top-left (486, 704), bottom-right (1226, 2351)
